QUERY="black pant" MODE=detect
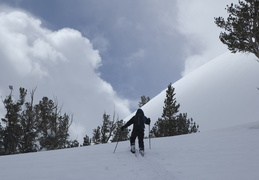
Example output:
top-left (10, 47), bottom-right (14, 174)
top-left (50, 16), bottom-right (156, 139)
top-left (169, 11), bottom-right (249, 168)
top-left (130, 129), bottom-right (144, 150)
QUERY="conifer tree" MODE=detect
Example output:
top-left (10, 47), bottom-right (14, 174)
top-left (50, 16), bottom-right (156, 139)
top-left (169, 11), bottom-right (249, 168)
top-left (92, 112), bottom-right (117, 144)
top-left (177, 113), bottom-right (191, 135)
top-left (67, 140), bottom-right (79, 148)
top-left (36, 97), bottom-right (71, 150)
top-left (57, 113), bottom-right (71, 149)
top-left (83, 134), bottom-right (91, 146)
top-left (20, 88), bottom-right (38, 153)
top-left (215, 0), bottom-right (259, 58)
top-left (138, 96), bottom-right (150, 107)
top-left (0, 86), bottom-right (73, 155)
top-left (0, 123), bottom-right (5, 155)
top-left (100, 112), bottom-right (116, 143)
top-left (111, 119), bottom-right (129, 142)
top-left (1, 86), bottom-right (26, 154)
top-left (92, 126), bottom-right (101, 144)
top-left (36, 97), bottom-right (57, 150)
top-left (151, 83), bottom-right (199, 137)
top-left (151, 83), bottom-right (180, 137)
top-left (162, 83), bottom-right (180, 120)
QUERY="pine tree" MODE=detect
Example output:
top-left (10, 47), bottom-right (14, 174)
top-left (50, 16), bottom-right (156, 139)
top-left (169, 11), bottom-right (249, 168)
top-left (0, 86), bottom-right (73, 155)
top-left (92, 112), bottom-right (117, 144)
top-left (1, 86), bottom-right (26, 154)
top-left (57, 113), bottom-right (71, 149)
top-left (100, 112), bottom-right (116, 143)
top-left (151, 83), bottom-right (180, 137)
top-left (67, 140), bottom-right (79, 148)
top-left (111, 119), bottom-right (129, 142)
top-left (36, 97), bottom-right (56, 150)
top-left (83, 134), bottom-right (91, 146)
top-left (162, 83), bottom-right (180, 120)
top-left (214, 0), bottom-right (259, 58)
top-left (20, 88), bottom-right (38, 153)
top-left (138, 96), bottom-right (150, 107)
top-left (0, 123), bottom-right (5, 155)
top-left (92, 126), bottom-right (101, 144)
top-left (151, 83), bottom-right (199, 137)
top-left (176, 113), bottom-right (191, 135)
top-left (189, 118), bottom-right (199, 133)
top-left (35, 97), bottom-right (71, 150)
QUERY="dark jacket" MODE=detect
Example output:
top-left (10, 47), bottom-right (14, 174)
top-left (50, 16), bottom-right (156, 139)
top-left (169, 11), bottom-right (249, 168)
top-left (124, 109), bottom-right (150, 131)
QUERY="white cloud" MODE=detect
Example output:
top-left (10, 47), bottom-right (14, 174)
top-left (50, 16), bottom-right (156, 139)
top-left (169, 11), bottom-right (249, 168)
top-left (176, 0), bottom-right (235, 76)
top-left (0, 8), bottom-right (131, 142)
top-left (0, 10), bottom-right (65, 78)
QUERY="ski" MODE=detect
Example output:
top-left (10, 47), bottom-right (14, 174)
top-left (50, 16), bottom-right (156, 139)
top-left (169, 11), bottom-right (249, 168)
top-left (130, 145), bottom-right (144, 157)
top-left (132, 150), bottom-right (144, 157)
top-left (139, 150), bottom-right (144, 157)
top-left (130, 149), bottom-right (137, 157)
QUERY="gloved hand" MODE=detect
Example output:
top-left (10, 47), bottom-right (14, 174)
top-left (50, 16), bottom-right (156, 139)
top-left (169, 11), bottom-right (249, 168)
top-left (146, 118), bottom-right (151, 125)
top-left (120, 125), bottom-right (125, 131)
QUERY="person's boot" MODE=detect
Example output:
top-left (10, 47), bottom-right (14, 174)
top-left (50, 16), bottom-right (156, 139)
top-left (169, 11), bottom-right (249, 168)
top-left (130, 145), bottom-right (135, 153)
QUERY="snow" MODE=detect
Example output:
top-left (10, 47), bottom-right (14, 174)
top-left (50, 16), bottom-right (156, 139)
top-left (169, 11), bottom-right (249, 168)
top-left (0, 121), bottom-right (259, 180)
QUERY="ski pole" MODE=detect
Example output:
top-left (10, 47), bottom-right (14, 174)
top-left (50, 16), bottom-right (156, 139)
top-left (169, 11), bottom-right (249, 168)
top-left (113, 139), bottom-right (119, 153)
top-left (113, 130), bottom-right (121, 153)
top-left (149, 124), bottom-right (151, 149)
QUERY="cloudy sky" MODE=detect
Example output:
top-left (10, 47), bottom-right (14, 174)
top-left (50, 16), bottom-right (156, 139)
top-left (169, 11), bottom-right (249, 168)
top-left (0, 0), bottom-right (235, 141)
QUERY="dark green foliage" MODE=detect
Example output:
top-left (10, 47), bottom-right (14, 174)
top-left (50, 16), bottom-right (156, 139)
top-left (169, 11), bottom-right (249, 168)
top-left (214, 0), bottom-right (259, 58)
top-left (162, 83), bottom-right (180, 120)
top-left (1, 86), bottom-right (26, 154)
top-left (36, 97), bottom-right (71, 150)
top-left (138, 96), bottom-right (150, 108)
top-left (35, 97), bottom-right (56, 150)
top-left (58, 113), bottom-right (71, 148)
top-left (20, 88), bottom-right (38, 153)
top-left (67, 140), bottom-right (79, 148)
top-left (83, 134), bottom-right (91, 146)
top-left (151, 83), bottom-right (179, 137)
top-left (111, 119), bottom-right (129, 142)
top-left (92, 112), bottom-right (117, 144)
top-left (36, 96), bottom-right (72, 151)
top-left (151, 118), bottom-right (168, 137)
top-left (177, 113), bottom-right (199, 134)
top-left (151, 83), bottom-right (199, 137)
top-left (0, 86), bottom-right (72, 155)
top-left (92, 126), bottom-right (101, 144)
top-left (100, 112), bottom-right (116, 143)
top-left (0, 123), bottom-right (4, 155)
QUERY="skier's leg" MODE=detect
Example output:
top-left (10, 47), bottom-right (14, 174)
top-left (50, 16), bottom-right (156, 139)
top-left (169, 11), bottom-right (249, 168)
top-left (138, 130), bottom-right (145, 156)
top-left (130, 130), bottom-right (137, 145)
top-left (130, 130), bottom-right (137, 153)
top-left (138, 130), bottom-right (144, 151)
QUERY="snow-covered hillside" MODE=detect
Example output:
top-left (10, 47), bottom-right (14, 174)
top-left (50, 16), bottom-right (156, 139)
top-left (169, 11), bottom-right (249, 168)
top-left (128, 52), bottom-right (259, 136)
top-left (1, 121), bottom-right (259, 180)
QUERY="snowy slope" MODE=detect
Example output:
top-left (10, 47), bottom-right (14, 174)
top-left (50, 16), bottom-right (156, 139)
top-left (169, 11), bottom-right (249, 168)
top-left (1, 121), bottom-right (259, 180)
top-left (1, 52), bottom-right (259, 180)
top-left (127, 52), bottom-right (259, 135)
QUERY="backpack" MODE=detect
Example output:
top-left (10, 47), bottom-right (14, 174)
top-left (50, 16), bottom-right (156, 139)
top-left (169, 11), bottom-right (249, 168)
top-left (133, 109), bottom-right (145, 130)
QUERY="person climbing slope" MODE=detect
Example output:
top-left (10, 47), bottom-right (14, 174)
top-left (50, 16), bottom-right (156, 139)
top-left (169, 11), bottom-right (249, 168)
top-left (121, 109), bottom-right (150, 156)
